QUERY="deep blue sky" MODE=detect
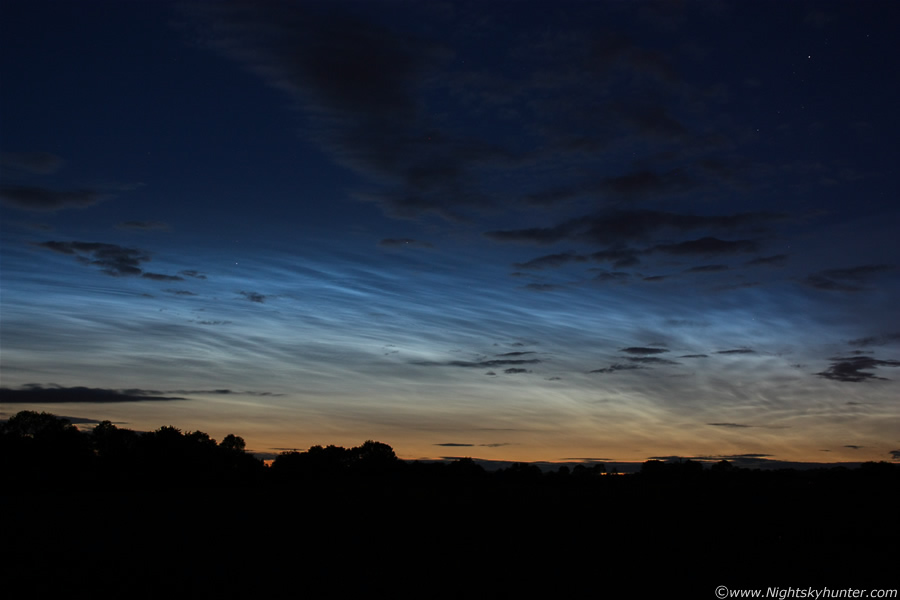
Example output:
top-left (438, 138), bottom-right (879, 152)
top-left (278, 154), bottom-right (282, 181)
top-left (2, 0), bottom-right (898, 465)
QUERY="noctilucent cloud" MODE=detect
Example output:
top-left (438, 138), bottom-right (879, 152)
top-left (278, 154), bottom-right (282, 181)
top-left (2, 0), bottom-right (898, 465)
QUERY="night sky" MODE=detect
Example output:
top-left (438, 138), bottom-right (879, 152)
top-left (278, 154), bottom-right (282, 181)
top-left (2, 0), bottom-right (898, 466)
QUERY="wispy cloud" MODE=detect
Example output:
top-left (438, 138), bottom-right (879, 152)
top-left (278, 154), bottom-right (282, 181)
top-left (803, 264), bottom-right (894, 292)
top-left (652, 237), bottom-right (758, 256)
top-left (116, 221), bottom-right (170, 231)
top-left (1, 185), bottom-right (110, 212)
top-left (239, 291), bottom-right (267, 303)
top-left (848, 332), bottom-right (900, 347)
top-left (746, 254), bottom-right (788, 267)
top-left (0, 152), bottom-right (64, 175)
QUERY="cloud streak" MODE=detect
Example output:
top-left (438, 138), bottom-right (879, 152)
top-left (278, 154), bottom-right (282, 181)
top-left (33, 240), bottom-right (182, 280)
top-left (0, 152), bottom-right (64, 175)
top-left (0, 384), bottom-right (186, 403)
top-left (803, 265), bottom-right (894, 292)
top-left (1, 185), bottom-right (109, 212)
top-left (816, 356), bottom-right (900, 383)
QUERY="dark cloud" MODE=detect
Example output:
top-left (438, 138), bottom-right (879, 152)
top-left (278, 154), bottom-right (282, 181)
top-left (186, 1), bottom-right (507, 222)
top-left (597, 168), bottom-right (694, 200)
top-left (489, 213), bottom-right (776, 282)
top-left (708, 422), bottom-right (753, 428)
top-left (379, 238), bottom-right (434, 249)
top-left (650, 454), bottom-right (774, 461)
top-left (142, 273), bottom-right (185, 282)
top-left (843, 445), bottom-right (863, 450)
top-left (621, 347), bottom-right (669, 355)
top-left (816, 356), bottom-right (900, 382)
top-left (592, 270), bottom-right (631, 282)
top-left (523, 283), bottom-right (563, 292)
top-left (486, 223), bottom-right (575, 245)
top-left (487, 211), bottom-right (777, 248)
top-left (503, 368), bottom-right (531, 374)
top-left (746, 254), bottom-right (788, 267)
top-left (803, 264), bottom-right (893, 292)
top-left (35, 241), bottom-right (150, 277)
top-left (848, 333), bottom-right (900, 347)
top-left (685, 264), bottom-right (729, 273)
top-left (589, 363), bottom-right (643, 374)
top-left (496, 351), bottom-right (536, 357)
top-left (180, 270), bottom-right (208, 280)
top-left (1, 185), bottom-right (109, 212)
top-left (652, 237), bottom-right (759, 256)
top-left (116, 221), bottom-right (171, 231)
top-left (713, 280), bottom-right (762, 292)
top-left (0, 152), bottom-right (64, 175)
top-left (890, 450), bottom-right (900, 461)
top-left (182, 0), bottom-right (796, 261)
top-left (160, 389), bottom-right (283, 397)
top-left (164, 289), bottom-right (197, 296)
top-left (239, 291), bottom-right (266, 303)
top-left (615, 106), bottom-right (688, 141)
top-left (717, 349), bottom-right (755, 354)
top-left (523, 186), bottom-right (579, 206)
top-left (680, 354), bottom-right (709, 358)
top-left (191, 2), bottom-right (433, 116)
top-left (513, 252), bottom-right (587, 270)
top-left (34, 241), bottom-right (185, 281)
top-left (0, 384), bottom-right (186, 403)
top-left (626, 356), bottom-right (680, 365)
top-left (435, 442), bottom-right (512, 448)
top-left (413, 359), bottom-right (541, 369)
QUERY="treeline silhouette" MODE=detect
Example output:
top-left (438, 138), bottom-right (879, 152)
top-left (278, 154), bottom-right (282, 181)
top-left (6, 410), bottom-right (898, 491)
top-left (3, 411), bottom-right (898, 597)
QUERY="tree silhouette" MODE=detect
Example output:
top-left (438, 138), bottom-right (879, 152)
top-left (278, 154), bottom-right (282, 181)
top-left (1, 411), bottom-right (91, 486)
top-left (220, 433), bottom-right (246, 452)
top-left (2, 410), bottom-right (77, 439)
top-left (350, 440), bottom-right (400, 474)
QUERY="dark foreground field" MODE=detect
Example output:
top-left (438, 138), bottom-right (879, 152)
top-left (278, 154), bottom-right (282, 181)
top-left (2, 412), bottom-right (898, 597)
top-left (5, 469), bottom-right (898, 598)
